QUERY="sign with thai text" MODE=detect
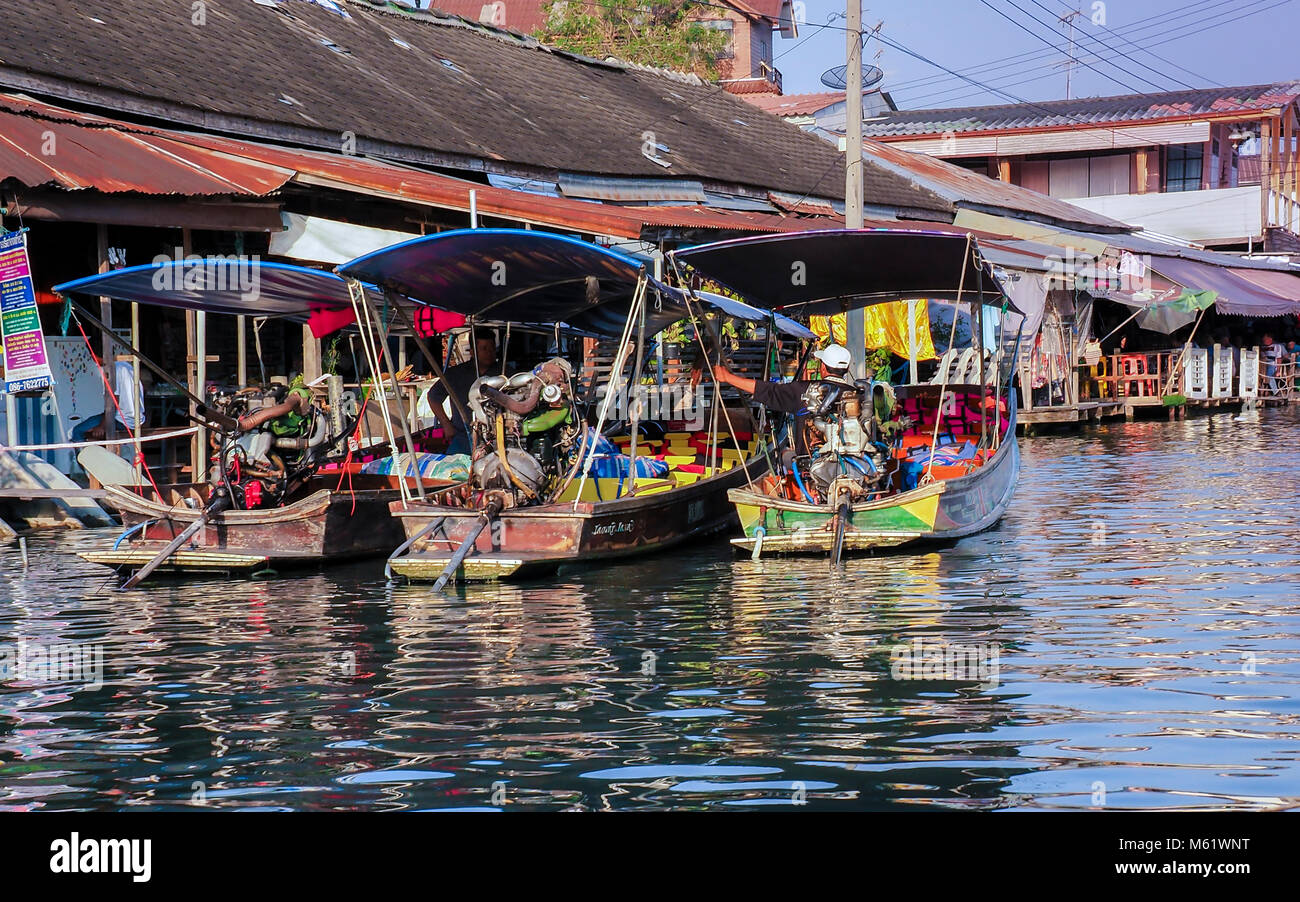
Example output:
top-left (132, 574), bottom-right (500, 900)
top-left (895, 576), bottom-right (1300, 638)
top-left (1, 230), bottom-right (53, 393)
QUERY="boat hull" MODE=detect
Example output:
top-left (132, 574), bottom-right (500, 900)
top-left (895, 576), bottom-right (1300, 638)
top-left (388, 461), bottom-right (765, 582)
top-left (731, 416), bottom-right (1021, 557)
top-left (81, 474), bottom-right (450, 580)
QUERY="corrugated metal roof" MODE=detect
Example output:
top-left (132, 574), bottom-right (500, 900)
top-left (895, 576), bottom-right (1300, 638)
top-left (0, 95), bottom-right (293, 196)
top-left (863, 82), bottom-right (1300, 139)
top-left (156, 127), bottom-right (823, 238)
top-left (861, 138), bottom-right (1132, 232)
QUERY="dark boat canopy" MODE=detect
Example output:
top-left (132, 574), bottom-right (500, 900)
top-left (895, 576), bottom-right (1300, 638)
top-left (337, 228), bottom-right (675, 328)
top-left (54, 260), bottom-right (385, 319)
top-left (673, 229), bottom-right (1016, 316)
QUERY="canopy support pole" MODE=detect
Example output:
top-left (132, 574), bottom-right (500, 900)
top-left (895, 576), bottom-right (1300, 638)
top-left (96, 225), bottom-right (115, 446)
top-left (359, 289), bottom-right (425, 501)
top-left (573, 276), bottom-right (646, 510)
top-left (383, 290), bottom-right (472, 440)
top-left (626, 284), bottom-right (648, 496)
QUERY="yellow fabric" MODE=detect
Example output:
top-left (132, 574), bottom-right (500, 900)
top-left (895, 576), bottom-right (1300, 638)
top-left (810, 302), bottom-right (936, 361)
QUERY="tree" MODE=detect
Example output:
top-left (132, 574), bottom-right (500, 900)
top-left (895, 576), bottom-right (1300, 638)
top-left (535, 1), bottom-right (731, 79)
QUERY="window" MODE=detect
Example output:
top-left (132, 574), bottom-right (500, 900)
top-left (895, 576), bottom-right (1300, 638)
top-left (702, 19), bottom-right (734, 60)
top-left (1165, 143), bottom-right (1203, 192)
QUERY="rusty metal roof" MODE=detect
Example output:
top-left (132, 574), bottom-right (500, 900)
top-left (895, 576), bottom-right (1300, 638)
top-left (0, 95), bottom-right (293, 196)
top-left (862, 82), bottom-right (1300, 139)
top-left (160, 128), bottom-right (824, 238)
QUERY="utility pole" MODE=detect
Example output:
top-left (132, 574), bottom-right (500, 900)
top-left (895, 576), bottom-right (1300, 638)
top-left (1059, 9), bottom-right (1082, 100)
top-left (844, 0), bottom-right (866, 381)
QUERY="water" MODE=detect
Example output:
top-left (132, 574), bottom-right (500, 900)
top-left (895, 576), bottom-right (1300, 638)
top-left (3, 408), bottom-right (1299, 811)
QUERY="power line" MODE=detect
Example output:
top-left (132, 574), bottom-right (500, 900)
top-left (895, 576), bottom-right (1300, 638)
top-left (978, 0), bottom-right (1168, 95)
top-left (1025, 0), bottom-right (1199, 91)
top-left (897, 0), bottom-right (1290, 108)
top-left (886, 0), bottom-right (1247, 97)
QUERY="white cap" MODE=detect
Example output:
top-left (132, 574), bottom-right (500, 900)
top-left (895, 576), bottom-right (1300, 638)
top-left (814, 343), bottom-right (852, 370)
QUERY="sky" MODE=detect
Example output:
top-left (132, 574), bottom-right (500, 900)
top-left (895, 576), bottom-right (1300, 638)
top-left (775, 0), bottom-right (1300, 107)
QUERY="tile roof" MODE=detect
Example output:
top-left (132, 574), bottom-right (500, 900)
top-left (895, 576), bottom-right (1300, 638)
top-left (742, 91), bottom-right (844, 116)
top-left (0, 92), bottom-right (832, 239)
top-left (0, 0), bottom-right (948, 214)
top-left (862, 82), bottom-right (1300, 139)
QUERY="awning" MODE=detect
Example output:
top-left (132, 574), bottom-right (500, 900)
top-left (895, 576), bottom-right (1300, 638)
top-left (1229, 268), bottom-right (1300, 309)
top-left (1148, 256), bottom-right (1300, 317)
top-left (673, 229), bottom-right (1013, 315)
top-left (693, 291), bottom-right (816, 340)
top-left (337, 228), bottom-right (681, 336)
top-left (269, 213), bottom-right (420, 265)
top-left (54, 260), bottom-right (385, 319)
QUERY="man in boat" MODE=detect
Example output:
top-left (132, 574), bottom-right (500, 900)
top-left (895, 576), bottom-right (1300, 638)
top-left (428, 334), bottom-right (497, 455)
top-left (712, 343), bottom-right (854, 417)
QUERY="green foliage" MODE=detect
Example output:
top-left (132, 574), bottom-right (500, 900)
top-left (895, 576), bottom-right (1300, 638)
top-left (863, 346), bottom-right (892, 382)
top-left (536, 1), bottom-right (731, 78)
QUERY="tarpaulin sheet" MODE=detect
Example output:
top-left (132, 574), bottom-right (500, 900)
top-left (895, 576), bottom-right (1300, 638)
top-left (1149, 256), bottom-right (1300, 317)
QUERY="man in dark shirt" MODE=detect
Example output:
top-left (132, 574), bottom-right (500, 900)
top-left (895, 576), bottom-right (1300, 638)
top-left (712, 343), bottom-right (854, 414)
top-left (429, 334), bottom-right (497, 454)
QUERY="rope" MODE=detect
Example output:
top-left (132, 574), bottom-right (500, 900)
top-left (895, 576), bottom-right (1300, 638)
top-left (347, 279), bottom-right (409, 505)
top-left (923, 234), bottom-right (974, 485)
top-left (69, 313), bottom-right (164, 498)
top-left (670, 257), bottom-right (757, 491)
top-left (572, 276), bottom-right (645, 510)
top-left (0, 425), bottom-right (197, 452)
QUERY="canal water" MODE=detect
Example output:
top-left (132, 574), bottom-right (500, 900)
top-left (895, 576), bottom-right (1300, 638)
top-left (2, 407), bottom-right (1299, 812)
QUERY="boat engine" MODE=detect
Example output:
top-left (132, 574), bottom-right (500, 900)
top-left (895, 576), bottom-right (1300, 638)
top-left (208, 375), bottom-right (358, 509)
top-left (467, 358), bottom-right (582, 508)
top-left (797, 378), bottom-right (904, 503)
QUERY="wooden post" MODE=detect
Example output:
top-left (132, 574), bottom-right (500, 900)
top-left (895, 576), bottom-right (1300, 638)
top-left (302, 323), bottom-right (322, 382)
top-left (1286, 109), bottom-right (1297, 233)
top-left (1272, 114), bottom-right (1282, 228)
top-left (131, 300), bottom-right (142, 482)
top-left (236, 316), bottom-right (247, 387)
top-left (96, 225), bottom-right (115, 445)
top-left (182, 228), bottom-right (204, 477)
top-left (1261, 117), bottom-right (1272, 234)
top-left (1135, 148), bottom-right (1149, 195)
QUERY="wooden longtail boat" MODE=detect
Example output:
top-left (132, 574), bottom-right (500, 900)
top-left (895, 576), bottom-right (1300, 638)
top-left (54, 262), bottom-right (458, 583)
top-left (336, 229), bottom-right (782, 583)
top-left (386, 461), bottom-right (760, 581)
top-left (81, 472), bottom-right (455, 577)
top-left (672, 229), bottom-right (1024, 559)
top-left (728, 387), bottom-right (1019, 555)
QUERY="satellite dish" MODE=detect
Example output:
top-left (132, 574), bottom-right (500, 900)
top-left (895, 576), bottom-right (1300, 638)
top-left (820, 64), bottom-right (884, 92)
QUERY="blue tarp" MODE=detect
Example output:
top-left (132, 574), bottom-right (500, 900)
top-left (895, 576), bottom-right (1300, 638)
top-left (54, 260), bottom-right (386, 318)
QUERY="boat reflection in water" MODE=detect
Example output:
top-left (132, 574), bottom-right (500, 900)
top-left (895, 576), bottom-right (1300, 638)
top-left (4, 409), bottom-right (1300, 811)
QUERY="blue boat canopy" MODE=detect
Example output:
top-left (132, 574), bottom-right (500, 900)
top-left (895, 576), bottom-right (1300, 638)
top-left (693, 291), bottom-right (816, 340)
top-left (54, 260), bottom-right (385, 319)
top-left (673, 229), bottom-right (1017, 316)
top-left (337, 228), bottom-right (675, 326)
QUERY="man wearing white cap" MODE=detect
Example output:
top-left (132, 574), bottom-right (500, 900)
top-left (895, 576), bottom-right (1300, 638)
top-left (712, 343), bottom-right (854, 415)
